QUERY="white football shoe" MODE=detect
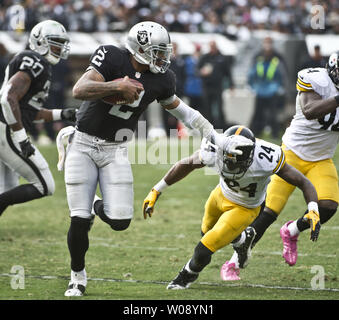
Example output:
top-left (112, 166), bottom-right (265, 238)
top-left (64, 269), bottom-right (87, 297)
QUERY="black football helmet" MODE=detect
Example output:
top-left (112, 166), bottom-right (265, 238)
top-left (326, 51), bottom-right (339, 90)
top-left (222, 125), bottom-right (256, 178)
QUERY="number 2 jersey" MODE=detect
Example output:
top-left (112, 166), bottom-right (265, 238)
top-left (283, 67), bottom-right (339, 161)
top-left (75, 45), bottom-right (176, 141)
top-left (0, 50), bottom-right (51, 132)
top-left (199, 138), bottom-right (286, 208)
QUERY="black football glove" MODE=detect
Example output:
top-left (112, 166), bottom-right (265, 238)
top-left (19, 138), bottom-right (35, 158)
top-left (61, 108), bottom-right (78, 122)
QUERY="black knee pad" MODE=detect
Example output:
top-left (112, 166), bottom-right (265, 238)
top-left (319, 207), bottom-right (337, 224)
top-left (108, 219), bottom-right (131, 231)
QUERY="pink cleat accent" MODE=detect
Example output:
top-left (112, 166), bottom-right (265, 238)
top-left (280, 221), bottom-right (299, 266)
top-left (220, 261), bottom-right (241, 281)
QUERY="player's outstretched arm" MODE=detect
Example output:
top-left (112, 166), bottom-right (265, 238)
top-left (277, 163), bottom-right (320, 241)
top-left (143, 151), bottom-right (204, 219)
top-left (300, 91), bottom-right (339, 120)
top-left (72, 70), bottom-right (143, 102)
top-left (162, 97), bottom-right (253, 155)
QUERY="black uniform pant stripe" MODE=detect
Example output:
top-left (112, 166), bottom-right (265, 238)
top-left (5, 125), bottom-right (48, 196)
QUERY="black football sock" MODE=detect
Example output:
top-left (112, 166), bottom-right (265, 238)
top-left (188, 242), bottom-right (213, 273)
top-left (0, 184), bottom-right (43, 216)
top-left (250, 209), bottom-right (277, 247)
top-left (67, 217), bottom-right (91, 272)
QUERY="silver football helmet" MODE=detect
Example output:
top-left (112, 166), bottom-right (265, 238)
top-left (125, 21), bottom-right (172, 74)
top-left (29, 20), bottom-right (70, 65)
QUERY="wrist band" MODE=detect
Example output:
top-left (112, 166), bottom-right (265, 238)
top-left (12, 127), bottom-right (27, 142)
top-left (307, 201), bottom-right (319, 213)
top-left (52, 109), bottom-right (62, 121)
top-left (154, 178), bottom-right (169, 193)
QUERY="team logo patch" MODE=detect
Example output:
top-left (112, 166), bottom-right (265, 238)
top-left (137, 30), bottom-right (149, 45)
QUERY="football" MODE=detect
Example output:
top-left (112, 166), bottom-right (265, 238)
top-left (101, 78), bottom-right (143, 105)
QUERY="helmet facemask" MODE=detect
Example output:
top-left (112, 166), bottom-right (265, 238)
top-left (29, 20), bottom-right (70, 65)
top-left (222, 145), bottom-right (255, 179)
top-left (144, 44), bottom-right (172, 74)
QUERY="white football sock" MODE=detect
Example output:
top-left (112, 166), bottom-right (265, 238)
top-left (232, 231), bottom-right (246, 247)
top-left (71, 269), bottom-right (87, 286)
top-left (287, 221), bottom-right (300, 237)
top-left (229, 251), bottom-right (240, 269)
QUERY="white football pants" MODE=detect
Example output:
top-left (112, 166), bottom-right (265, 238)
top-left (64, 130), bottom-right (134, 220)
top-left (0, 121), bottom-right (55, 196)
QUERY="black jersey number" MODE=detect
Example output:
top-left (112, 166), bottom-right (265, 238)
top-left (318, 111), bottom-right (339, 131)
top-left (258, 145), bottom-right (275, 162)
top-left (224, 178), bottom-right (257, 197)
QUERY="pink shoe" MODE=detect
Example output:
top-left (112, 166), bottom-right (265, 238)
top-left (280, 221), bottom-right (299, 266)
top-left (220, 261), bottom-right (241, 281)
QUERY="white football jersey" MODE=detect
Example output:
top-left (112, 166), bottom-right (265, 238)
top-left (199, 138), bottom-right (285, 208)
top-left (283, 67), bottom-right (339, 161)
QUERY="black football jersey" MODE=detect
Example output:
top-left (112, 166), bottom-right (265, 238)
top-left (0, 50), bottom-right (52, 132)
top-left (76, 45), bottom-right (176, 141)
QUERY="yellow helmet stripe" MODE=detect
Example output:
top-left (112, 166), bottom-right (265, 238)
top-left (235, 126), bottom-right (245, 135)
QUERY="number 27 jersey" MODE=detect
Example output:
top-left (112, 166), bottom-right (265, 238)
top-left (199, 138), bottom-right (286, 208)
top-left (0, 50), bottom-right (51, 132)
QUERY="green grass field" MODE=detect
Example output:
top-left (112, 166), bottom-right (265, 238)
top-left (1, 137), bottom-right (339, 303)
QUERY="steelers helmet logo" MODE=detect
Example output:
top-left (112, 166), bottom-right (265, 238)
top-left (137, 30), bottom-right (149, 45)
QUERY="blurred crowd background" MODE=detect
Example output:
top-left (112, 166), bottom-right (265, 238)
top-left (0, 0), bottom-right (338, 143)
top-left (1, 0), bottom-right (338, 35)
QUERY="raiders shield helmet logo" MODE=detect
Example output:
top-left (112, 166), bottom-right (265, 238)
top-left (137, 30), bottom-right (149, 45)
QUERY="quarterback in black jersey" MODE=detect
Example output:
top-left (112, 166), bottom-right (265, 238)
top-left (0, 20), bottom-right (75, 216)
top-left (63, 21), bottom-right (254, 297)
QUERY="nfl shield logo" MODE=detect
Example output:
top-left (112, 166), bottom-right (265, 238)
top-left (137, 30), bottom-right (149, 45)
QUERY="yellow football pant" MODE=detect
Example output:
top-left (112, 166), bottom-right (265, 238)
top-left (201, 185), bottom-right (261, 252)
top-left (266, 144), bottom-right (339, 215)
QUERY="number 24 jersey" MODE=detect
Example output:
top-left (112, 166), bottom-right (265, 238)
top-left (199, 138), bottom-right (286, 208)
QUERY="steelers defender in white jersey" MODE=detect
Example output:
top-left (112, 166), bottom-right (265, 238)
top-left (222, 52), bottom-right (339, 281)
top-left (142, 125), bottom-right (319, 289)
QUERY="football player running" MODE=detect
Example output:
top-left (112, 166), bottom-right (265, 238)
top-left (62, 21), bottom-right (251, 297)
top-left (0, 20), bottom-right (75, 216)
top-left (222, 51), bottom-right (339, 281)
top-left (143, 125), bottom-right (319, 289)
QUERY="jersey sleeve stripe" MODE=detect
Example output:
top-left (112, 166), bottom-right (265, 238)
top-left (297, 77), bottom-right (312, 87)
top-left (296, 83), bottom-right (313, 92)
top-left (235, 125), bottom-right (245, 135)
top-left (273, 150), bottom-right (286, 174)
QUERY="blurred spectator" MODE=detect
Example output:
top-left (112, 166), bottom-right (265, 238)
top-left (198, 40), bottom-right (234, 131)
top-left (0, 0), bottom-right (337, 36)
top-left (0, 42), bottom-right (10, 86)
top-left (248, 36), bottom-right (286, 139)
top-left (300, 45), bottom-right (327, 70)
top-left (162, 42), bottom-right (186, 136)
top-left (183, 43), bottom-right (205, 116)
